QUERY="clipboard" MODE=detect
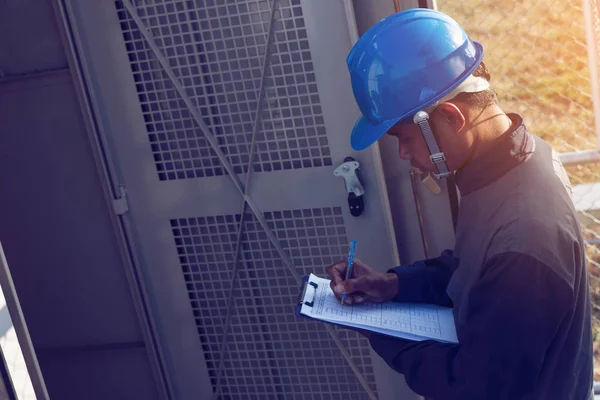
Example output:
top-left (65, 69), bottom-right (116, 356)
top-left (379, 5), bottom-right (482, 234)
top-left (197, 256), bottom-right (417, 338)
top-left (295, 273), bottom-right (459, 343)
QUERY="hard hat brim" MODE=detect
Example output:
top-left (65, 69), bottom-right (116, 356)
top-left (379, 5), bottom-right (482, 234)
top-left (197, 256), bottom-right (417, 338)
top-left (350, 115), bottom-right (400, 151)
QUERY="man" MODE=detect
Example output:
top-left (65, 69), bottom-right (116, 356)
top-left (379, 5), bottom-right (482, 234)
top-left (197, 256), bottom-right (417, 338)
top-left (327, 8), bottom-right (593, 400)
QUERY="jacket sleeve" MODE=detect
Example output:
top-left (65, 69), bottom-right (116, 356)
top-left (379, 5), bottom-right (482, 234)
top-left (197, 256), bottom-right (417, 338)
top-left (369, 252), bottom-right (573, 400)
top-left (389, 249), bottom-right (458, 307)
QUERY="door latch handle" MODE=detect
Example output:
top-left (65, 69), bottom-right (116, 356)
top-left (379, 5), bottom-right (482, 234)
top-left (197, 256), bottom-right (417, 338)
top-left (334, 157), bottom-right (365, 217)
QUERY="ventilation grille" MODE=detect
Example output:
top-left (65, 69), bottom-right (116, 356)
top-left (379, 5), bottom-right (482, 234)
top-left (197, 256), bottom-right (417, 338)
top-left (115, 0), bottom-right (332, 181)
top-left (171, 207), bottom-right (377, 399)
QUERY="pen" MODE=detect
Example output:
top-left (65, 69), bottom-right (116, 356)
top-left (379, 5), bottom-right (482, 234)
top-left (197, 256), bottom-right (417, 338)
top-left (340, 240), bottom-right (357, 306)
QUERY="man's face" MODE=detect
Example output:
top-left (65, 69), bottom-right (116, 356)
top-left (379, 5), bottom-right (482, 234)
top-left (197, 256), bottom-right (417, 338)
top-left (386, 104), bottom-right (468, 173)
top-left (386, 122), bottom-right (436, 172)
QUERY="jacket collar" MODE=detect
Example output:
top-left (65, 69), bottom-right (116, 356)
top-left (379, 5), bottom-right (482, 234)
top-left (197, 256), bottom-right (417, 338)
top-left (455, 114), bottom-right (534, 196)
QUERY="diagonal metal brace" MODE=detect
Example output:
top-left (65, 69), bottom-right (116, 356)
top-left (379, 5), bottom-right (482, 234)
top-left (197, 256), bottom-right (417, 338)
top-left (120, 2), bottom-right (376, 400)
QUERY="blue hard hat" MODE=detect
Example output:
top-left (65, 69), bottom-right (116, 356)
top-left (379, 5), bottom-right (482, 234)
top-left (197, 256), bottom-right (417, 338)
top-left (347, 8), bottom-right (484, 151)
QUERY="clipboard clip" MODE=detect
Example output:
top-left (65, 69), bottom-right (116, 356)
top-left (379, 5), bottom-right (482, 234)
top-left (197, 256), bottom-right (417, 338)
top-left (299, 281), bottom-right (318, 307)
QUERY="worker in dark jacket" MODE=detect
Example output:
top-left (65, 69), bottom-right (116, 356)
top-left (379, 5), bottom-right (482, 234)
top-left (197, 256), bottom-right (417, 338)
top-left (327, 8), bottom-right (593, 400)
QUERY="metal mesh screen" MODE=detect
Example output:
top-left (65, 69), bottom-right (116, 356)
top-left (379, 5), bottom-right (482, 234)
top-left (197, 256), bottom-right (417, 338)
top-left (440, 0), bottom-right (593, 157)
top-left (439, 0), bottom-right (600, 379)
top-left (171, 207), bottom-right (376, 399)
top-left (114, 0), bottom-right (332, 181)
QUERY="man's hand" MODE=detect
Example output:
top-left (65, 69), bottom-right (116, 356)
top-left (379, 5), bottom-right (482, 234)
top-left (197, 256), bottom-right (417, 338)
top-left (326, 259), bottom-right (399, 304)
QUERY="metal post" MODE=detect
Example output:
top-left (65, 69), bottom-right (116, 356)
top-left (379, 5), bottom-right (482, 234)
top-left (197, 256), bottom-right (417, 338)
top-left (559, 149), bottom-right (600, 165)
top-left (583, 0), bottom-right (600, 148)
top-left (410, 169), bottom-right (431, 259)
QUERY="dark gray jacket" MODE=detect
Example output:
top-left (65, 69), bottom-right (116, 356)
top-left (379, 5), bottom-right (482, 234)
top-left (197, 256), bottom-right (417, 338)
top-left (370, 114), bottom-right (593, 400)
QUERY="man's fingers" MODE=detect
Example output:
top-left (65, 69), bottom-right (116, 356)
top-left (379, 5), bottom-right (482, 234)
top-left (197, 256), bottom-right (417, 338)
top-left (333, 277), bottom-right (368, 296)
top-left (333, 281), bottom-right (349, 296)
top-left (327, 260), bottom-right (347, 286)
top-left (330, 280), bottom-right (343, 299)
top-left (327, 260), bottom-right (374, 302)
top-left (330, 280), bottom-right (337, 295)
top-left (343, 293), bottom-right (366, 305)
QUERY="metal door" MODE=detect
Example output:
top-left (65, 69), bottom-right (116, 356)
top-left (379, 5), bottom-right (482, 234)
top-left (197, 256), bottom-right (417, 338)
top-left (62, 0), bottom-right (416, 399)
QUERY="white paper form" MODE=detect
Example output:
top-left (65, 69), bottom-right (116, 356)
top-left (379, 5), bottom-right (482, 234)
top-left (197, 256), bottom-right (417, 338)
top-left (300, 274), bottom-right (458, 343)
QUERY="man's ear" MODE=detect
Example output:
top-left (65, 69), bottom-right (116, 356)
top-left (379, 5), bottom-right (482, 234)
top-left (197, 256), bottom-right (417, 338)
top-left (434, 102), bottom-right (466, 133)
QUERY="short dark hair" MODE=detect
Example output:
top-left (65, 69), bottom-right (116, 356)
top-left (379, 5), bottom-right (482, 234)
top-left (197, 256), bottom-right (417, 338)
top-left (452, 61), bottom-right (498, 110)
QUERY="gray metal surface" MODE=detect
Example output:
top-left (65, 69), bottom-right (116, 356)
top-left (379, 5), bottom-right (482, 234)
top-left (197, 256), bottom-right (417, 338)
top-left (0, 71), bottom-right (144, 350)
top-left (0, 46), bottom-right (163, 400)
top-left (0, 0), bottom-right (67, 77)
top-left (65, 0), bottom-right (412, 398)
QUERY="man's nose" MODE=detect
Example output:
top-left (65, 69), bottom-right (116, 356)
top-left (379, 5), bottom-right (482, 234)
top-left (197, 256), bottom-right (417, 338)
top-left (398, 143), bottom-right (410, 160)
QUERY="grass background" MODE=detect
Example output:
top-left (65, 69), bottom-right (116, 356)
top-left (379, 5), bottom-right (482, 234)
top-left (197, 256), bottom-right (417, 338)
top-left (438, 0), bottom-right (600, 379)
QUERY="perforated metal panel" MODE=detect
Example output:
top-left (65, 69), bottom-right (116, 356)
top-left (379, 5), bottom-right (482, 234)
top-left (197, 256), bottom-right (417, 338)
top-left (67, 0), bottom-right (412, 398)
top-left (171, 207), bottom-right (377, 399)
top-left (114, 0), bottom-right (332, 180)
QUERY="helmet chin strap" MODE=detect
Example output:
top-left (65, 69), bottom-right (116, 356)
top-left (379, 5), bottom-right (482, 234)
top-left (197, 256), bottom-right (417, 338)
top-left (412, 74), bottom-right (491, 179)
top-left (413, 111), bottom-right (452, 179)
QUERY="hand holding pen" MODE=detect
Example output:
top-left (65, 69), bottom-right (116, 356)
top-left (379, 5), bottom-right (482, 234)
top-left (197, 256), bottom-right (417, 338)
top-left (326, 246), bottom-right (400, 305)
